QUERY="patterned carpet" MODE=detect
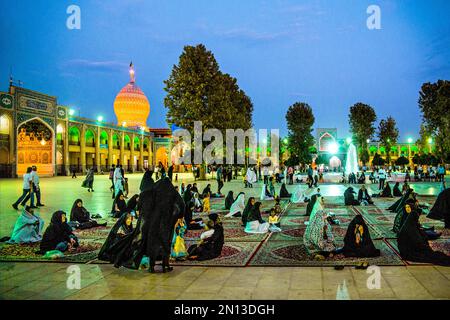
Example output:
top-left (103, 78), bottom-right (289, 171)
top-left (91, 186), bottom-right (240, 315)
top-left (1, 193), bottom-right (448, 267)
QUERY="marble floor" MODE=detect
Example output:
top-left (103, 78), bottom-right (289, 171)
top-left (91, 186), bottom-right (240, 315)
top-left (0, 172), bottom-right (449, 300)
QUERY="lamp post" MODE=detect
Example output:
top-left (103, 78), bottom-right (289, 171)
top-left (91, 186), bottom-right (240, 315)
top-left (427, 137), bottom-right (432, 154)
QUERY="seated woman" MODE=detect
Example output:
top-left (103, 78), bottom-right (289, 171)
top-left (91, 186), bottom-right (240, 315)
top-left (260, 184), bottom-right (274, 201)
top-left (393, 182), bottom-right (402, 197)
top-left (7, 206), bottom-right (44, 244)
top-left (402, 182), bottom-right (410, 194)
top-left (202, 192), bottom-right (211, 213)
top-left (241, 197), bottom-right (255, 227)
top-left (357, 185), bottom-right (374, 205)
top-left (70, 199), bottom-right (107, 229)
top-left (188, 213), bottom-right (224, 261)
top-left (428, 188), bottom-right (450, 228)
top-left (268, 177), bottom-right (276, 197)
top-left (279, 183), bottom-right (292, 198)
top-left (291, 185), bottom-right (312, 204)
top-left (244, 202), bottom-right (270, 234)
top-left (357, 172), bottom-right (366, 184)
top-left (342, 215), bottom-right (380, 257)
top-left (305, 194), bottom-right (319, 216)
top-left (98, 212), bottom-right (134, 263)
top-left (39, 211), bottom-right (79, 254)
top-left (111, 191), bottom-right (128, 218)
top-left (273, 197), bottom-right (283, 215)
top-left (398, 206), bottom-right (450, 266)
top-left (126, 194), bottom-right (140, 216)
top-left (388, 188), bottom-right (414, 212)
top-left (201, 184), bottom-right (212, 198)
top-left (369, 172), bottom-right (377, 184)
top-left (378, 182), bottom-right (393, 198)
top-left (225, 193), bottom-right (245, 218)
top-left (224, 191), bottom-right (234, 210)
top-left (171, 217), bottom-right (188, 261)
top-left (192, 192), bottom-right (203, 213)
top-left (303, 197), bottom-right (339, 258)
top-left (344, 187), bottom-right (360, 206)
top-left (184, 197), bottom-right (205, 230)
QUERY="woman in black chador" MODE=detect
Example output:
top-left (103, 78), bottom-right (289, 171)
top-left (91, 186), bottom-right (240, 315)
top-left (344, 187), bottom-right (360, 206)
top-left (305, 194), bottom-right (318, 216)
top-left (98, 212), bottom-right (134, 263)
top-left (279, 183), bottom-right (292, 198)
top-left (140, 169), bottom-right (154, 192)
top-left (98, 178), bottom-right (185, 273)
top-left (224, 191), bottom-right (234, 210)
top-left (39, 211), bottom-right (79, 254)
top-left (428, 188), bottom-right (450, 228)
top-left (111, 191), bottom-right (128, 218)
top-left (379, 182), bottom-right (393, 198)
top-left (70, 199), bottom-right (107, 229)
top-left (388, 188), bottom-right (414, 212)
top-left (398, 204), bottom-right (450, 266)
top-left (241, 197), bottom-right (256, 227)
top-left (342, 215), bottom-right (380, 258)
top-left (393, 182), bottom-right (402, 197)
top-left (188, 213), bottom-right (224, 261)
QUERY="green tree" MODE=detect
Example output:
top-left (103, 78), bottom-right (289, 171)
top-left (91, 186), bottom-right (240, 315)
top-left (348, 102), bottom-right (377, 164)
top-left (395, 156), bottom-right (409, 166)
top-left (164, 44), bottom-right (253, 168)
top-left (416, 124), bottom-right (433, 154)
top-left (377, 116), bottom-right (399, 165)
top-left (418, 80), bottom-right (450, 163)
top-left (285, 102), bottom-right (315, 165)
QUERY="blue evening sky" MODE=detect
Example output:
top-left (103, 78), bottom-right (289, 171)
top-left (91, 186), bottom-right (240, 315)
top-left (1, 0), bottom-right (449, 141)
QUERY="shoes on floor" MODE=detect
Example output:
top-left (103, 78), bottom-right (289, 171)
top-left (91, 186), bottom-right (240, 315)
top-left (37, 203), bottom-right (45, 207)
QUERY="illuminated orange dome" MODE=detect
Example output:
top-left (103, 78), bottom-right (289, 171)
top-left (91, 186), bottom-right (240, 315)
top-left (114, 62), bottom-right (150, 128)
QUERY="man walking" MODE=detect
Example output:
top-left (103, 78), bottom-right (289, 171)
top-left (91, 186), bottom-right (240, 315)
top-left (12, 167), bottom-right (34, 210)
top-left (378, 167), bottom-right (386, 190)
top-left (31, 166), bottom-right (44, 206)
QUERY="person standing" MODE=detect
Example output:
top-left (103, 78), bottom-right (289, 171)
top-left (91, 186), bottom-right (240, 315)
top-left (168, 164), bottom-right (174, 181)
top-left (109, 165), bottom-right (115, 192)
top-left (82, 167), bottom-right (95, 192)
top-left (12, 167), bottom-right (34, 210)
top-left (113, 165), bottom-right (124, 198)
top-left (378, 167), bottom-right (386, 191)
top-left (71, 165), bottom-right (77, 178)
top-left (288, 166), bottom-right (294, 185)
top-left (263, 166), bottom-right (269, 185)
top-left (31, 166), bottom-right (44, 206)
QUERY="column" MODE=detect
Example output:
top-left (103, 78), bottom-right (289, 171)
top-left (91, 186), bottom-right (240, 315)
top-left (64, 120), bottom-right (70, 176)
top-left (95, 126), bottom-right (101, 172)
top-left (139, 134), bottom-right (144, 172)
top-left (120, 132), bottom-right (125, 166)
top-left (80, 124), bottom-right (86, 173)
top-left (130, 133), bottom-right (135, 173)
top-left (108, 129), bottom-right (113, 167)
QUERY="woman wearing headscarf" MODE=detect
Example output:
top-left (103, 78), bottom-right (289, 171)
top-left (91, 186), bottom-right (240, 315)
top-left (279, 183), bottom-right (291, 198)
top-left (357, 185), bottom-right (374, 205)
top-left (268, 177), bottom-right (276, 198)
top-left (98, 212), bottom-right (134, 263)
top-left (342, 215), bottom-right (380, 257)
top-left (171, 217), bottom-right (188, 260)
top-left (241, 197), bottom-right (256, 227)
top-left (39, 211), bottom-right (79, 254)
top-left (111, 191), bottom-right (128, 218)
top-left (244, 202), bottom-right (270, 234)
top-left (70, 199), bottom-right (107, 229)
top-left (201, 184), bottom-right (212, 198)
top-left (428, 188), bottom-right (450, 228)
top-left (305, 194), bottom-right (318, 216)
top-left (188, 213), bottom-right (224, 261)
top-left (224, 191), bottom-right (234, 210)
top-left (126, 194), bottom-right (140, 216)
top-left (291, 185), bottom-right (310, 204)
top-left (344, 187), bottom-right (360, 205)
top-left (303, 197), bottom-right (338, 257)
top-left (398, 205), bottom-right (450, 266)
top-left (113, 166), bottom-right (124, 198)
top-left (225, 193), bottom-right (245, 217)
top-left (393, 182), bottom-right (402, 197)
top-left (388, 188), bottom-right (414, 212)
top-left (379, 182), bottom-right (393, 198)
top-left (140, 170), bottom-right (154, 192)
top-left (246, 167), bottom-right (257, 188)
top-left (7, 206), bottom-right (44, 244)
top-left (82, 168), bottom-right (95, 192)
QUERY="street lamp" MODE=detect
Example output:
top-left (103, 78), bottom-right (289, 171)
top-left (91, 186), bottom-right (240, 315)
top-left (69, 109), bottom-right (75, 116)
top-left (346, 137), bottom-right (352, 144)
top-left (407, 137), bottom-right (413, 164)
top-left (97, 115), bottom-right (103, 122)
top-left (427, 137), bottom-right (433, 153)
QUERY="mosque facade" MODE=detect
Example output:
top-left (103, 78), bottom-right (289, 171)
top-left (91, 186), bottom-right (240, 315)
top-left (0, 64), bottom-right (173, 178)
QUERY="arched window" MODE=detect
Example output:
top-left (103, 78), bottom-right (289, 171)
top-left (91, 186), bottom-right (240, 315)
top-left (69, 127), bottom-right (81, 146)
top-left (112, 134), bottom-right (120, 149)
top-left (0, 115), bottom-right (11, 135)
top-left (124, 135), bottom-right (131, 150)
top-left (100, 130), bottom-right (108, 147)
top-left (134, 136), bottom-right (140, 151)
top-left (85, 129), bottom-right (95, 147)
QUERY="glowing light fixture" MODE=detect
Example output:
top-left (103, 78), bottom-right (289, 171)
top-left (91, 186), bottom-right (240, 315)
top-left (407, 137), bottom-right (413, 144)
top-left (283, 138), bottom-right (288, 144)
top-left (427, 137), bottom-right (433, 144)
top-left (328, 142), bottom-right (339, 154)
top-left (40, 139), bottom-right (46, 146)
top-left (366, 139), bottom-right (370, 143)
top-left (346, 137), bottom-right (352, 144)
top-left (69, 109), bottom-right (75, 116)
top-left (97, 115), bottom-right (104, 122)
top-left (122, 121), bottom-right (127, 127)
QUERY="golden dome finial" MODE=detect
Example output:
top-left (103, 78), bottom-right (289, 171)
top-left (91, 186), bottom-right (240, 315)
top-left (129, 61), bottom-right (135, 83)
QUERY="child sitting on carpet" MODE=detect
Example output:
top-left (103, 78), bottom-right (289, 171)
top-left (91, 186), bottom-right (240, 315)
top-left (268, 208), bottom-right (281, 232)
top-left (203, 192), bottom-right (211, 213)
top-left (273, 197), bottom-right (282, 215)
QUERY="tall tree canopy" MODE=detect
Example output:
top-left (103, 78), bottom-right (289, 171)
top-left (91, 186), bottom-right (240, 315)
top-left (164, 44), bottom-right (253, 135)
top-left (348, 102), bottom-right (377, 164)
top-left (418, 80), bottom-right (450, 163)
top-left (377, 116), bottom-right (399, 164)
top-left (285, 102), bottom-right (315, 165)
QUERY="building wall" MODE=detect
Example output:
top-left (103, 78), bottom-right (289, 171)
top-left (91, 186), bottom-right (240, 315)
top-left (0, 86), bottom-right (172, 178)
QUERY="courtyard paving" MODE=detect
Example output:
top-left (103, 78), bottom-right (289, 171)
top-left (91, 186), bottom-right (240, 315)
top-left (0, 173), bottom-right (449, 300)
